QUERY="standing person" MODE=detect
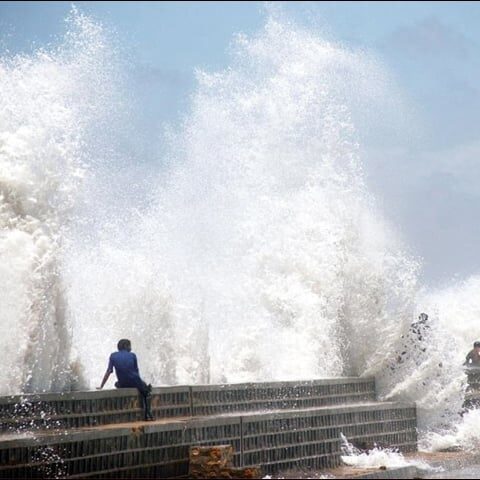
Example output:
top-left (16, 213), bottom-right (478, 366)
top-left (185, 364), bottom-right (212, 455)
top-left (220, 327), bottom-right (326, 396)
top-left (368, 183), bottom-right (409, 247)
top-left (97, 339), bottom-right (154, 421)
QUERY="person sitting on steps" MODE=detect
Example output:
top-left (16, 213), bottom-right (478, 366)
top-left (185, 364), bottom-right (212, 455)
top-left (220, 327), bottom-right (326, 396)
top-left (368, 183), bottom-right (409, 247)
top-left (97, 338), bottom-right (154, 421)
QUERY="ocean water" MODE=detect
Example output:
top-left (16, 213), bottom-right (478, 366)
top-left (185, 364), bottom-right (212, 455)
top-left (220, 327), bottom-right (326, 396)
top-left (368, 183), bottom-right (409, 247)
top-left (0, 7), bottom-right (477, 451)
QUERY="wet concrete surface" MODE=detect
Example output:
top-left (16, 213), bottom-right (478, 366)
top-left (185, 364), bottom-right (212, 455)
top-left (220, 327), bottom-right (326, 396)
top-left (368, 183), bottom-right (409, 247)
top-left (428, 466), bottom-right (480, 479)
top-left (269, 451), bottom-right (480, 479)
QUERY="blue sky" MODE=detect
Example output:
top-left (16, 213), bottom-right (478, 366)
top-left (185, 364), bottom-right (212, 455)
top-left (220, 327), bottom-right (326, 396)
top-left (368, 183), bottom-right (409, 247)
top-left (1, 1), bottom-right (480, 285)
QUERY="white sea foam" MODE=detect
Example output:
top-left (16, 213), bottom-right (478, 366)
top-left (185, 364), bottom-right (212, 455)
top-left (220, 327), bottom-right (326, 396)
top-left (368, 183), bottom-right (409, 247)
top-left (340, 434), bottom-right (439, 471)
top-left (70, 14), bottom-right (422, 387)
top-left (421, 408), bottom-right (480, 452)
top-left (416, 276), bottom-right (480, 450)
top-left (0, 8), bottom-right (123, 393)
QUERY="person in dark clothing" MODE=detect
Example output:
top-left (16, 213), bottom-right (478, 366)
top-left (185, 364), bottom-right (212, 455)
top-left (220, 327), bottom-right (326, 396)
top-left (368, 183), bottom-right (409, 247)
top-left (98, 339), bottom-right (154, 421)
top-left (464, 341), bottom-right (480, 393)
top-left (465, 341), bottom-right (480, 367)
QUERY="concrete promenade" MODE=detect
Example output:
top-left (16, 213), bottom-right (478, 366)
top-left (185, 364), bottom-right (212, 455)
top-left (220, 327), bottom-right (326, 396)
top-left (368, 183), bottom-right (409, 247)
top-left (0, 377), bottom-right (417, 478)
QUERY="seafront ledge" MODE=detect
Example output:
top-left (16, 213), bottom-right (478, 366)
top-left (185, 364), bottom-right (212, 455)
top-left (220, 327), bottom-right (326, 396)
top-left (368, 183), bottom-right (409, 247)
top-left (0, 377), bottom-right (417, 478)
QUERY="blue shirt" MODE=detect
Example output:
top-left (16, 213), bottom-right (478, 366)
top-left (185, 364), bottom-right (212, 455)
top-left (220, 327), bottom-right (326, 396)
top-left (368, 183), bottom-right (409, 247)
top-left (107, 350), bottom-right (143, 388)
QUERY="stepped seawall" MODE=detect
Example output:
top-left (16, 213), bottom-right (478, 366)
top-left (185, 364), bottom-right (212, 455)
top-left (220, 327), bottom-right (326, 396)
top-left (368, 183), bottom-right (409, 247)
top-left (0, 378), bottom-right (417, 478)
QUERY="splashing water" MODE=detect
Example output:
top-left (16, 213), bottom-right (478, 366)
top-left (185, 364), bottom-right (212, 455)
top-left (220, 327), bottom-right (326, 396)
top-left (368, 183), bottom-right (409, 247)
top-left (0, 7), bottom-right (477, 448)
top-left (422, 408), bottom-right (480, 452)
top-left (64, 13), bottom-right (420, 388)
top-left (416, 277), bottom-right (480, 450)
top-left (0, 8), bottom-right (124, 393)
top-left (340, 434), bottom-right (438, 471)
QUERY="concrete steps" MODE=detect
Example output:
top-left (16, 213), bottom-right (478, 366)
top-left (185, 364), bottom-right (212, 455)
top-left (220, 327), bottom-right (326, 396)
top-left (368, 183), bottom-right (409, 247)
top-left (0, 378), bottom-right (417, 479)
top-left (0, 378), bottom-right (375, 432)
top-left (0, 386), bottom-right (191, 432)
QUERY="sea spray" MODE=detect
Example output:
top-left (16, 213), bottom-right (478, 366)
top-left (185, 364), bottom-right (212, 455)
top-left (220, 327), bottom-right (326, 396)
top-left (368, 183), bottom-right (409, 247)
top-left (415, 277), bottom-right (480, 450)
top-left (66, 14), bottom-right (419, 387)
top-left (0, 8), bottom-right (124, 393)
top-left (340, 433), bottom-right (438, 472)
top-left (153, 16), bottom-right (420, 384)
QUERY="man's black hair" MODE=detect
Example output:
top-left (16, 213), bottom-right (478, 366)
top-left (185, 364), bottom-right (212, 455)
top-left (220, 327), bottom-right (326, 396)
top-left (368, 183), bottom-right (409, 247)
top-left (474, 341), bottom-right (480, 348)
top-left (117, 339), bottom-right (131, 351)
